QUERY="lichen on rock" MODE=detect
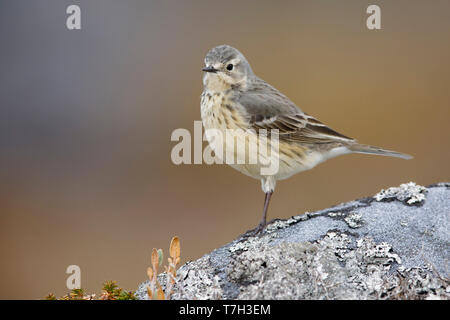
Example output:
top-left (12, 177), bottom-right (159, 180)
top-left (374, 182), bottom-right (427, 205)
top-left (344, 213), bottom-right (363, 228)
top-left (135, 183), bottom-right (449, 300)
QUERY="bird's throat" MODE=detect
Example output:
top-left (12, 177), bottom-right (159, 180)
top-left (203, 74), bottom-right (231, 94)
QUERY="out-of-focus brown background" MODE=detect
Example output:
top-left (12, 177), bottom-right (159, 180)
top-left (1, 0), bottom-right (449, 299)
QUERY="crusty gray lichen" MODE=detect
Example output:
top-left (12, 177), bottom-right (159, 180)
top-left (171, 258), bottom-right (223, 300)
top-left (374, 182), bottom-right (427, 205)
top-left (146, 231), bottom-right (448, 300)
top-left (227, 233), bottom-right (411, 299)
top-left (344, 212), bottom-right (363, 228)
top-left (135, 183), bottom-right (450, 300)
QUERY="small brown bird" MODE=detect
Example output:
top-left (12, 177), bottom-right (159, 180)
top-left (200, 45), bottom-right (412, 234)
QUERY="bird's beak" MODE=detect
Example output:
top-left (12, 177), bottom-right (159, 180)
top-left (202, 66), bottom-right (219, 73)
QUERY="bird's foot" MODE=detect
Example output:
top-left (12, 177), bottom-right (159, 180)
top-left (247, 221), bottom-right (266, 237)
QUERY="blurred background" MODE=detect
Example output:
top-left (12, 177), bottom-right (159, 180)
top-left (1, 0), bottom-right (449, 299)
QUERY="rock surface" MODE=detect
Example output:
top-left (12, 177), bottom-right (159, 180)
top-left (136, 182), bottom-right (450, 300)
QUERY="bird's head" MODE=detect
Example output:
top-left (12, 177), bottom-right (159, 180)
top-left (202, 45), bottom-right (253, 92)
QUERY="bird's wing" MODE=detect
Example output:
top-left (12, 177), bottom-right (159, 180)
top-left (249, 113), bottom-right (355, 144)
top-left (238, 78), bottom-right (355, 144)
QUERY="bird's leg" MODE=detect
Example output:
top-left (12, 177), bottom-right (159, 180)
top-left (254, 191), bottom-right (273, 234)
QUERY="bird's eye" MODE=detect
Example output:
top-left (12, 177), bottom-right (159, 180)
top-left (226, 64), bottom-right (234, 71)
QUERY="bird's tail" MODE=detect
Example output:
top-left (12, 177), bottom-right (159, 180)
top-left (347, 143), bottom-right (413, 160)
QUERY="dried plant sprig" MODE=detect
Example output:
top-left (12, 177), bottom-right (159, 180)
top-left (165, 236), bottom-right (181, 299)
top-left (146, 236), bottom-right (181, 300)
top-left (147, 247), bottom-right (165, 300)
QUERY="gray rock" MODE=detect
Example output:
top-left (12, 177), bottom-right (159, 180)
top-left (136, 182), bottom-right (450, 300)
